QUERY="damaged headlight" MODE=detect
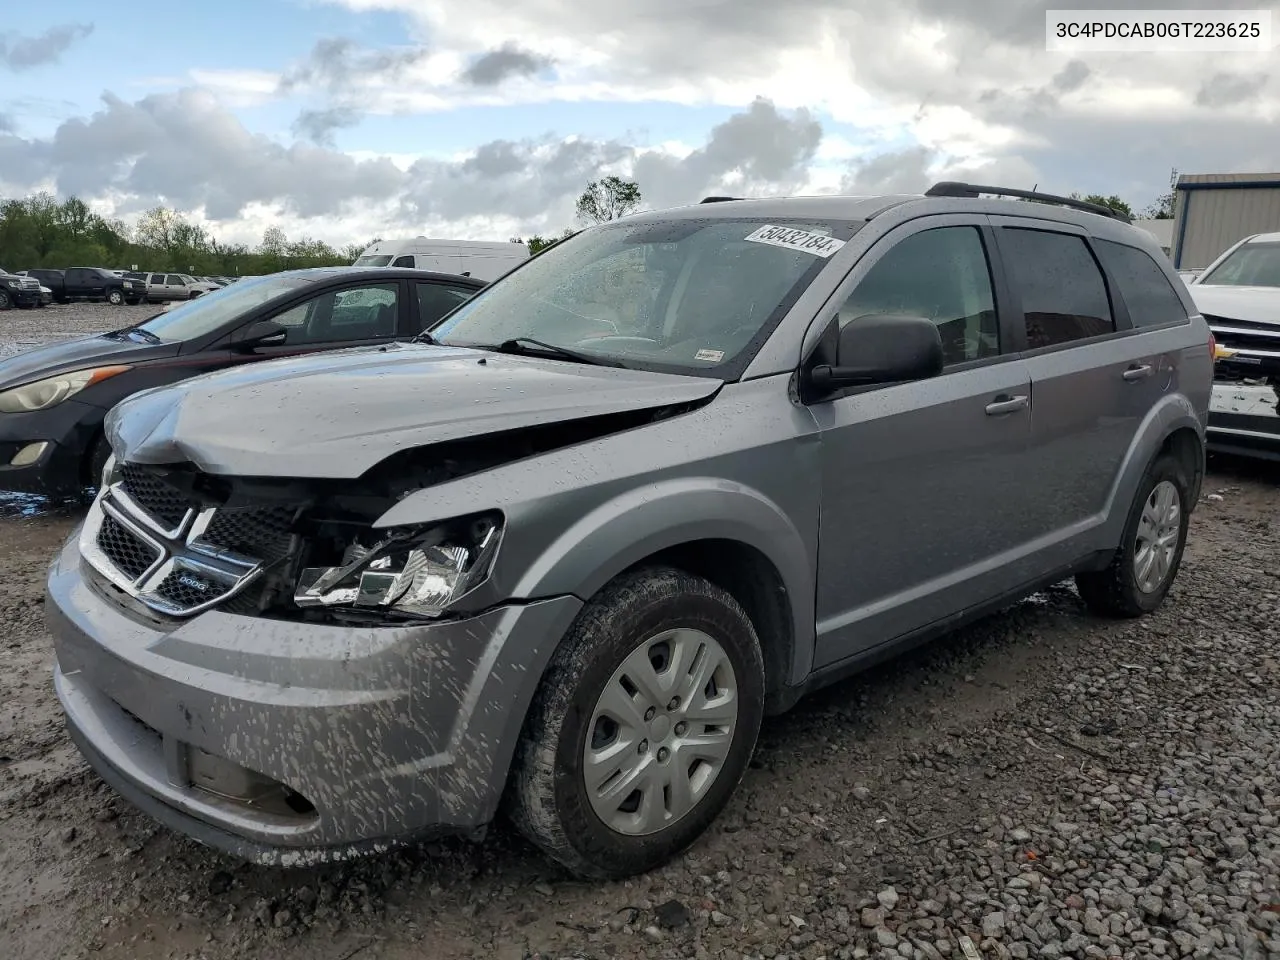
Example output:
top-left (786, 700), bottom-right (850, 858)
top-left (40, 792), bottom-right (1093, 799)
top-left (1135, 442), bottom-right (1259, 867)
top-left (294, 513), bottom-right (502, 619)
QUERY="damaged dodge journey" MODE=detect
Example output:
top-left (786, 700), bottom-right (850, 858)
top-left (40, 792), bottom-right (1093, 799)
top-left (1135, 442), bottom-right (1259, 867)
top-left (45, 186), bottom-right (1213, 879)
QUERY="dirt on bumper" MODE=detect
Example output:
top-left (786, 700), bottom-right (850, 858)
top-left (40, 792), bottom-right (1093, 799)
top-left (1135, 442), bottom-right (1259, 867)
top-left (44, 529), bottom-right (582, 864)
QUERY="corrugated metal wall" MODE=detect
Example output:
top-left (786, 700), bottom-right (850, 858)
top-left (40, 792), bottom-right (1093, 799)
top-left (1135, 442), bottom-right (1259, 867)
top-left (1172, 173), bottom-right (1280, 269)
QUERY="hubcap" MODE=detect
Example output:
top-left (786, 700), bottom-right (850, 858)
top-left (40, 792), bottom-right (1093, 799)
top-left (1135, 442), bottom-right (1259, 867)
top-left (1134, 479), bottom-right (1181, 593)
top-left (583, 628), bottom-right (738, 836)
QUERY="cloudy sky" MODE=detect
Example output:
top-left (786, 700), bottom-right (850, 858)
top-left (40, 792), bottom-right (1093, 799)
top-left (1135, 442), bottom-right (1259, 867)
top-left (1, 0), bottom-right (1277, 249)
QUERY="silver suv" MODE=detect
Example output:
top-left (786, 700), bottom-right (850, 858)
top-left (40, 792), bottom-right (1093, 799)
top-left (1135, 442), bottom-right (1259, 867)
top-left (45, 184), bottom-right (1213, 879)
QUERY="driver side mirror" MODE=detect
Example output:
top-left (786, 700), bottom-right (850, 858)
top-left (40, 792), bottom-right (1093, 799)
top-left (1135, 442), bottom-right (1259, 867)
top-left (807, 313), bottom-right (944, 391)
top-left (236, 319), bottom-right (288, 349)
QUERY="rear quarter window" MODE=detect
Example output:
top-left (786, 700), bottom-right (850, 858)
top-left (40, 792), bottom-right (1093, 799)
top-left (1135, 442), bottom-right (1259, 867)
top-left (999, 228), bottom-right (1115, 349)
top-left (1094, 239), bottom-right (1189, 328)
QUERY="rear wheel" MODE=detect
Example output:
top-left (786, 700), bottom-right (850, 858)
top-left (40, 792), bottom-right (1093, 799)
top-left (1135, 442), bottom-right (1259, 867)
top-left (507, 566), bottom-right (765, 879)
top-left (1075, 453), bottom-right (1190, 617)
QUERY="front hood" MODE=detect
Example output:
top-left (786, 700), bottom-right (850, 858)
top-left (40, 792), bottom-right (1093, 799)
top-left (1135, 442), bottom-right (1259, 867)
top-left (1189, 285), bottom-right (1280, 326)
top-left (107, 342), bottom-right (722, 478)
top-left (0, 333), bottom-right (176, 389)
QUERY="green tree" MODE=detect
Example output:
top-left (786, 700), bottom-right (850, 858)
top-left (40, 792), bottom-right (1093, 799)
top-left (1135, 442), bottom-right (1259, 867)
top-left (575, 176), bottom-right (641, 224)
top-left (1142, 168), bottom-right (1178, 220)
top-left (512, 226), bottom-right (578, 255)
top-left (135, 206), bottom-right (180, 252)
top-left (1070, 193), bottom-right (1134, 218)
top-left (0, 191), bottom-right (370, 274)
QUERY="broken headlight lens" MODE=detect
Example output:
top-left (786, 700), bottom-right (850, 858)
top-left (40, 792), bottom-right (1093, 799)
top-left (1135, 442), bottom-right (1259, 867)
top-left (293, 513), bottom-right (501, 619)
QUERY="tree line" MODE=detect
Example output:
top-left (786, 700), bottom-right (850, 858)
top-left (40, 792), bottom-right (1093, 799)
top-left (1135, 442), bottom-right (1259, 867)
top-left (0, 193), bottom-right (373, 275)
top-left (1, 169), bottom-right (1172, 276)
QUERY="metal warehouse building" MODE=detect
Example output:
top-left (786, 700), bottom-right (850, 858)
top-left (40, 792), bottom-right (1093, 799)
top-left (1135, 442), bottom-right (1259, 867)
top-left (1171, 172), bottom-right (1280, 269)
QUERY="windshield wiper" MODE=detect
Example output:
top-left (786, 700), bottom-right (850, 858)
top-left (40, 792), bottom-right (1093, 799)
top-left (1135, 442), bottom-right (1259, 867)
top-left (127, 328), bottom-right (162, 344)
top-left (491, 337), bottom-right (628, 368)
top-left (410, 330), bottom-right (438, 344)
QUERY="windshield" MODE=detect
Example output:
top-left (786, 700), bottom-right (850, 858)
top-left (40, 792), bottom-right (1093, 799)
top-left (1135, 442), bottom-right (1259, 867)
top-left (430, 217), bottom-right (858, 376)
top-left (354, 255), bottom-right (393, 266)
top-left (1200, 241), bottom-right (1280, 287)
top-left (133, 274), bottom-right (311, 342)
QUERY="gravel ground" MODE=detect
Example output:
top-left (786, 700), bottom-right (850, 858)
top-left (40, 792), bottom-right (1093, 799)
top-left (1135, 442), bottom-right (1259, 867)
top-left (0, 301), bottom-right (160, 358)
top-left (1, 304), bottom-right (1279, 960)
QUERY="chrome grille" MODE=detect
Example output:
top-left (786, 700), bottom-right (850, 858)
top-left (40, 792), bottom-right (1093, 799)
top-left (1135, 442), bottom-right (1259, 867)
top-left (119, 464), bottom-right (192, 531)
top-left (200, 505), bottom-right (297, 562)
top-left (96, 514), bottom-right (160, 581)
top-left (79, 465), bottom-right (287, 618)
top-left (1206, 314), bottom-right (1280, 380)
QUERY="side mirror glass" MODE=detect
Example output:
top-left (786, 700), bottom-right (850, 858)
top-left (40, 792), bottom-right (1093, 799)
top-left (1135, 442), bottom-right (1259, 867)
top-left (237, 319), bottom-right (288, 349)
top-left (808, 313), bottom-right (944, 391)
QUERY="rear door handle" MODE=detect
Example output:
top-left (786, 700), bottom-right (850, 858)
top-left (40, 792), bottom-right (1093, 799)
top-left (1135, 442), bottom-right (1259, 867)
top-left (1123, 363), bottom-right (1154, 381)
top-left (984, 394), bottom-right (1029, 416)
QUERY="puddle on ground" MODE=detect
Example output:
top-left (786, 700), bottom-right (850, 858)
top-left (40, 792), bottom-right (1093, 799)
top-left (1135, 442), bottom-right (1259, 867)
top-left (0, 490), bottom-right (93, 520)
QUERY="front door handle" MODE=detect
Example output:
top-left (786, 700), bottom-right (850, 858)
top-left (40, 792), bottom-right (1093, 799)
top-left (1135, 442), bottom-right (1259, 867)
top-left (984, 394), bottom-right (1029, 416)
top-left (1122, 363), bottom-right (1154, 381)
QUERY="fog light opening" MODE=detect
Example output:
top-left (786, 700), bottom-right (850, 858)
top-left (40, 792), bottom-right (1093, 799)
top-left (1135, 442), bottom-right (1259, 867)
top-left (10, 441), bottom-right (49, 467)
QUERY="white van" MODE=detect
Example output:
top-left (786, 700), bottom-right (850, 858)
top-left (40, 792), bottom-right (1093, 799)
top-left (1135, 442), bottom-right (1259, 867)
top-left (352, 238), bottom-right (529, 281)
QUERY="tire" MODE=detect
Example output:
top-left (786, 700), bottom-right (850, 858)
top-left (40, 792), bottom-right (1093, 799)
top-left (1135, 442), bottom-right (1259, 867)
top-left (1075, 453), bottom-right (1191, 618)
top-left (106, 289), bottom-right (124, 306)
top-left (0, 290), bottom-right (11, 311)
top-left (507, 566), bottom-right (765, 879)
top-left (84, 432), bottom-right (112, 490)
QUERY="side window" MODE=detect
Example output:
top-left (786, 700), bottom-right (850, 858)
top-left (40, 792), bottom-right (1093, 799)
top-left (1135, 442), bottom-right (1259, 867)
top-left (165, 274), bottom-right (183, 285)
top-left (415, 282), bottom-right (476, 330)
top-left (837, 226), bottom-right (1000, 365)
top-left (266, 283), bottom-right (400, 344)
top-left (1000, 229), bottom-right (1114, 349)
top-left (392, 255), bottom-right (415, 268)
top-left (1094, 239), bottom-right (1188, 328)
top-left (150, 274), bottom-right (165, 284)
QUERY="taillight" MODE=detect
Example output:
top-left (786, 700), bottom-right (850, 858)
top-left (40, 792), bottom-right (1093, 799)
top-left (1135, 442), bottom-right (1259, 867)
top-left (1209, 332), bottom-right (1216, 358)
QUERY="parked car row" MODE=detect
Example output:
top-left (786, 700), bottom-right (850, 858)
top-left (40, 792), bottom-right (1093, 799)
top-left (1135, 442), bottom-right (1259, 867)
top-left (0, 268), bottom-right (245, 310)
top-left (9, 267), bottom-right (148, 307)
top-left (10, 187), bottom-right (1221, 882)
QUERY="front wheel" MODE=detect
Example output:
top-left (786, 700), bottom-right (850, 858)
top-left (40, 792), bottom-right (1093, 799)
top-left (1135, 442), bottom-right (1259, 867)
top-left (507, 566), bottom-right (765, 879)
top-left (106, 289), bottom-right (124, 306)
top-left (0, 290), bottom-right (11, 311)
top-left (1075, 453), bottom-right (1191, 617)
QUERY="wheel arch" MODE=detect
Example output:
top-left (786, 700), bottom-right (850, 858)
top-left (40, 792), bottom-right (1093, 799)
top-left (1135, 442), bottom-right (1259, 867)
top-left (1102, 394), bottom-right (1205, 544)
top-left (507, 478), bottom-right (816, 700)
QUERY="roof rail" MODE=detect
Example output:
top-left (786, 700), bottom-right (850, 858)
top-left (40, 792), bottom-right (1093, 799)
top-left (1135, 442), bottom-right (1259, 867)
top-left (924, 181), bottom-right (1132, 222)
top-left (700, 196), bottom-right (742, 204)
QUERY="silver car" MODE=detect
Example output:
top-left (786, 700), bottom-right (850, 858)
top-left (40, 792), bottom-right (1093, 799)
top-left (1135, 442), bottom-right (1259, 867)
top-left (45, 185), bottom-right (1213, 879)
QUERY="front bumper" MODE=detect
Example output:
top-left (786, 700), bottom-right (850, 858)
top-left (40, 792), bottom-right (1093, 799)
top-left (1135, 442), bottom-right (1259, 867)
top-left (1206, 382), bottom-right (1280, 460)
top-left (45, 530), bottom-right (582, 864)
top-left (4, 286), bottom-right (42, 307)
top-left (0, 399), bottom-right (103, 495)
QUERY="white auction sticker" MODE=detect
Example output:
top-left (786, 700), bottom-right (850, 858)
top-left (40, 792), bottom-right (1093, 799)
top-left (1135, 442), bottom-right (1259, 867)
top-left (744, 225), bottom-right (846, 258)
